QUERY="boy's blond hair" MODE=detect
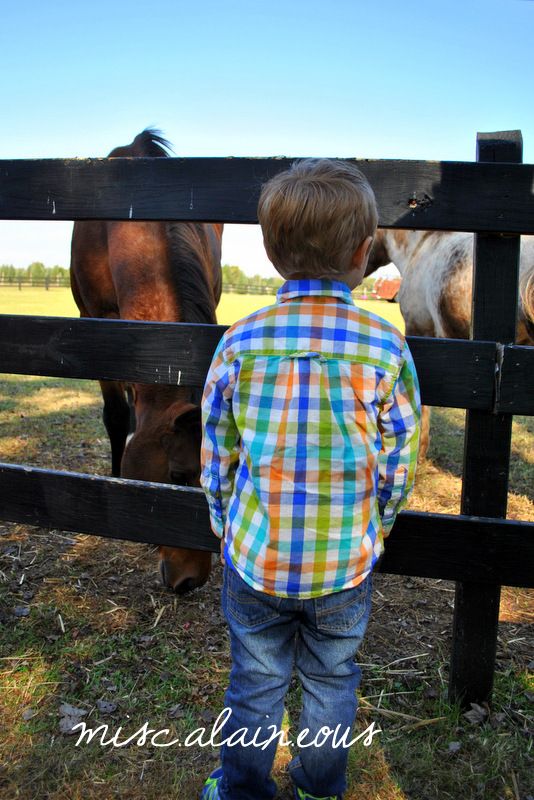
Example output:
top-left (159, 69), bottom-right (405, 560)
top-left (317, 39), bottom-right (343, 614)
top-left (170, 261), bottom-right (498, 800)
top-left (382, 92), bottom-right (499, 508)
top-left (258, 158), bottom-right (378, 278)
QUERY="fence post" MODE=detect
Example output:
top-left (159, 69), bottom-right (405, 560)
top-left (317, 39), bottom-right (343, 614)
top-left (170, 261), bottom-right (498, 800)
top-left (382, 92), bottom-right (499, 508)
top-left (448, 131), bottom-right (522, 707)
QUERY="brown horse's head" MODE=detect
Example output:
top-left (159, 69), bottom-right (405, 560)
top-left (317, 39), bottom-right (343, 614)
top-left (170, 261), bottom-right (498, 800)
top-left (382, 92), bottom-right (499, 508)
top-left (120, 392), bottom-right (212, 594)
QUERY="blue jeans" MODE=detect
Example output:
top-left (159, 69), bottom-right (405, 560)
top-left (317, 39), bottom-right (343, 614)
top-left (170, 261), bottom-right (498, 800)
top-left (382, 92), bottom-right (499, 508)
top-left (216, 564), bottom-right (373, 800)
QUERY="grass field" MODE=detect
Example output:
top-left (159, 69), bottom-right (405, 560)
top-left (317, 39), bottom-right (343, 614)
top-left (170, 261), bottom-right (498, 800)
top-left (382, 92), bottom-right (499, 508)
top-left (0, 286), bottom-right (532, 800)
top-left (0, 285), bottom-right (405, 330)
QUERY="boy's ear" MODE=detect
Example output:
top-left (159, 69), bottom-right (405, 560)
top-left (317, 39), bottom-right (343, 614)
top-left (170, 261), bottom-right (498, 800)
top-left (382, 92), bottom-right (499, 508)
top-left (351, 236), bottom-right (374, 270)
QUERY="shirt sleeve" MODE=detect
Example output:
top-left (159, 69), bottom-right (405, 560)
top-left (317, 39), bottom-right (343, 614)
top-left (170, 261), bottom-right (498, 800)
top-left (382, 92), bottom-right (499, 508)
top-left (377, 339), bottom-right (421, 536)
top-left (200, 338), bottom-right (241, 538)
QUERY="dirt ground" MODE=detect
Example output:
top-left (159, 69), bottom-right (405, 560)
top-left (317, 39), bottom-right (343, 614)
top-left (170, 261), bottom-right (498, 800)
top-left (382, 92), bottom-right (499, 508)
top-left (2, 520), bottom-right (532, 685)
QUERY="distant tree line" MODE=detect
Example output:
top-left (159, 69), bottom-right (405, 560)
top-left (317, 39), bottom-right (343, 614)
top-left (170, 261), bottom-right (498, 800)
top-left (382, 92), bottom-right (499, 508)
top-left (222, 264), bottom-right (284, 293)
top-left (221, 265), bottom-right (378, 296)
top-left (222, 265), bottom-right (379, 290)
top-left (0, 263), bottom-right (70, 288)
top-left (0, 261), bottom-right (381, 296)
top-left (0, 262), bottom-right (284, 293)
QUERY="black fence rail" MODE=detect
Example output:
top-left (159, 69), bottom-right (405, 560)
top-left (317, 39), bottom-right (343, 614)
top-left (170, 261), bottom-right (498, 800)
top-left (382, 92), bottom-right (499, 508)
top-left (0, 462), bottom-right (531, 588)
top-left (0, 316), bottom-right (531, 414)
top-left (2, 154), bottom-right (534, 233)
top-left (0, 130), bottom-right (532, 709)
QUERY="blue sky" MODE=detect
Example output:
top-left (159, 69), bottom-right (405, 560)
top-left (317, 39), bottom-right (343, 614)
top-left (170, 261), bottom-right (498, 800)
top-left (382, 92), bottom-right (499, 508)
top-left (1, 0), bottom-right (533, 275)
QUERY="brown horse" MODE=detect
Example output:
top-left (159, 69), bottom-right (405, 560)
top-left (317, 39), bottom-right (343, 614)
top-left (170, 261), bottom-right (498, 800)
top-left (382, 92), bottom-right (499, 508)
top-left (70, 129), bottom-right (223, 593)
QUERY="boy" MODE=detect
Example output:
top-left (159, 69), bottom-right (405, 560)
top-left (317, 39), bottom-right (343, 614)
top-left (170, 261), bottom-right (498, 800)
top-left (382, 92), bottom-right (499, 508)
top-left (200, 159), bottom-right (421, 800)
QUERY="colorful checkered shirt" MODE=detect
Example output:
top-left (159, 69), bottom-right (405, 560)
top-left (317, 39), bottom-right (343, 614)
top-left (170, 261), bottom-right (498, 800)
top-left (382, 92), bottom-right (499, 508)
top-left (201, 279), bottom-right (421, 598)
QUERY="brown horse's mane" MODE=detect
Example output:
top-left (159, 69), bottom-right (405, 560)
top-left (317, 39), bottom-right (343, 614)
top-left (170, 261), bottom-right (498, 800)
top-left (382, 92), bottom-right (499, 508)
top-left (108, 128), bottom-right (173, 158)
top-left (109, 128), bottom-right (219, 326)
top-left (166, 222), bottom-right (219, 325)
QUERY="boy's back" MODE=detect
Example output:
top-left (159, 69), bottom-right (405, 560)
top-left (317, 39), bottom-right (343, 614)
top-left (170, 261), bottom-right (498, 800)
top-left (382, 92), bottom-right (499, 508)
top-left (202, 277), bottom-right (420, 598)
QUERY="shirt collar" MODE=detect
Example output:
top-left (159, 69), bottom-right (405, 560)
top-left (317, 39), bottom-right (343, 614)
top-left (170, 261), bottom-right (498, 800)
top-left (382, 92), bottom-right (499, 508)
top-left (276, 278), bottom-right (355, 306)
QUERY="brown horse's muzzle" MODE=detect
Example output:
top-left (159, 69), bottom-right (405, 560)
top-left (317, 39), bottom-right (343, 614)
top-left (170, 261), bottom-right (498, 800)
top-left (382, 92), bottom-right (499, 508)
top-left (158, 545), bottom-right (212, 594)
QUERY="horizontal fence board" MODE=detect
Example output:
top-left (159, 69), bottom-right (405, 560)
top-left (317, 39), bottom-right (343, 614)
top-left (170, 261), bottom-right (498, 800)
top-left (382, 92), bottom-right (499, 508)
top-left (0, 315), bottom-right (502, 410)
top-left (0, 462), bottom-right (210, 552)
top-left (0, 314), bottom-right (224, 390)
top-left (406, 337), bottom-right (496, 411)
top-left (380, 511), bottom-right (534, 587)
top-left (0, 462), bottom-right (532, 587)
top-left (2, 157), bottom-right (534, 233)
top-left (497, 344), bottom-right (534, 414)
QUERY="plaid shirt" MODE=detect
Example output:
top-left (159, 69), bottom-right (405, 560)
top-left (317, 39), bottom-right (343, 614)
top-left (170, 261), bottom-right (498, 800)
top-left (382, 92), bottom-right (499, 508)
top-left (201, 279), bottom-right (421, 598)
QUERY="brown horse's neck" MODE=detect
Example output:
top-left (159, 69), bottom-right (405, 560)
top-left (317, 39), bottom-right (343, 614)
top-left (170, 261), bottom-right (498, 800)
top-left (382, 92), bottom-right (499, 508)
top-left (165, 222), bottom-right (220, 325)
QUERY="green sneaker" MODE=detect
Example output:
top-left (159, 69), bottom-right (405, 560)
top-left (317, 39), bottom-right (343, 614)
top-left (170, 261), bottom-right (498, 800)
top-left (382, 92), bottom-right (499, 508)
top-left (293, 785), bottom-right (340, 800)
top-left (200, 767), bottom-right (223, 799)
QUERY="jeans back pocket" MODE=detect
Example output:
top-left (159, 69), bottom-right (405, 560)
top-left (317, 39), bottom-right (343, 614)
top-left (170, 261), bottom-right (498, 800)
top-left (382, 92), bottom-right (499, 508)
top-left (224, 565), bottom-right (282, 628)
top-left (314, 574), bottom-right (372, 633)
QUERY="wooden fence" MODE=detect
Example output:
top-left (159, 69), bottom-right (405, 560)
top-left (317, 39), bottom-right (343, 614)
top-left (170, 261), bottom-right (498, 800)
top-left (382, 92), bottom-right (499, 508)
top-left (0, 276), bottom-right (70, 289)
top-left (0, 130), bottom-right (533, 709)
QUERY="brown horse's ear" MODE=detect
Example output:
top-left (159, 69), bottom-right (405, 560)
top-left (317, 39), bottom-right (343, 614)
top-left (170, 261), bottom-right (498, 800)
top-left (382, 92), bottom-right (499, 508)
top-left (173, 406), bottom-right (202, 438)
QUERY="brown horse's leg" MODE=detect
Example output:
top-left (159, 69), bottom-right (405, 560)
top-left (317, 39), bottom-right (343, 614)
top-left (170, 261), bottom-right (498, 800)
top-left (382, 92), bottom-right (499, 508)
top-left (419, 405), bottom-right (431, 461)
top-left (99, 380), bottom-right (131, 477)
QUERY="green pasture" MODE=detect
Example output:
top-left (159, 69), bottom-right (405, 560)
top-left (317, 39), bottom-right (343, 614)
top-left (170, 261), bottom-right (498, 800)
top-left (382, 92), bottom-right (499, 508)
top-left (0, 285), bottom-right (405, 330)
top-left (0, 284), bottom-right (532, 800)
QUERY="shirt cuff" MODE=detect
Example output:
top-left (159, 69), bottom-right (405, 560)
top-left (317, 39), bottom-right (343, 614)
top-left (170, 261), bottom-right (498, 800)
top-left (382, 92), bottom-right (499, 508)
top-left (210, 517), bottom-right (224, 538)
top-left (207, 500), bottom-right (225, 538)
top-left (381, 515), bottom-right (396, 537)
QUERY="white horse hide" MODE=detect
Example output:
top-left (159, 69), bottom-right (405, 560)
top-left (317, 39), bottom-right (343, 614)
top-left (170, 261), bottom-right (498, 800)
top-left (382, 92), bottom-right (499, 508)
top-left (368, 230), bottom-right (534, 344)
top-left (367, 230), bottom-right (534, 458)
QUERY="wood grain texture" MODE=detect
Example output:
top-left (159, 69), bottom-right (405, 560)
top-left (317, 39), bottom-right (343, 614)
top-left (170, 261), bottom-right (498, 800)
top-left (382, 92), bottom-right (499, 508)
top-left (0, 463), bottom-right (532, 587)
top-left (1, 157), bottom-right (534, 232)
top-left (497, 344), bottom-right (534, 414)
top-left (1, 315), bottom-right (525, 411)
